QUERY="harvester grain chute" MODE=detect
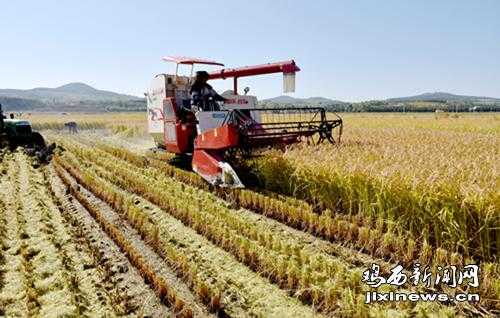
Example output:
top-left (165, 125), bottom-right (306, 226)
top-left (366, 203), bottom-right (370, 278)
top-left (0, 103), bottom-right (55, 163)
top-left (146, 56), bottom-right (343, 188)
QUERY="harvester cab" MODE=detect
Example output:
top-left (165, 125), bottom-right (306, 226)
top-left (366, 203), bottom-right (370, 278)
top-left (146, 56), bottom-right (343, 188)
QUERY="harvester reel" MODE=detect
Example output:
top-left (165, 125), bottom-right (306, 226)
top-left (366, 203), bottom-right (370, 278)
top-left (316, 121), bottom-right (343, 145)
top-left (316, 122), bottom-right (330, 144)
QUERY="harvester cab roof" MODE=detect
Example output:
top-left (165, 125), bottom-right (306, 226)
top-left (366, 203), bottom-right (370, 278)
top-left (146, 56), bottom-right (343, 188)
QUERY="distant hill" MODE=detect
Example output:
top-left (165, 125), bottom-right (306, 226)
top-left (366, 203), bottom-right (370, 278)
top-left (263, 92), bottom-right (500, 105)
top-left (1, 84), bottom-right (498, 113)
top-left (0, 82), bottom-right (145, 112)
top-left (262, 95), bottom-right (346, 105)
top-left (261, 92), bottom-right (499, 112)
top-left (0, 82), bottom-right (140, 102)
top-left (387, 92), bottom-right (500, 103)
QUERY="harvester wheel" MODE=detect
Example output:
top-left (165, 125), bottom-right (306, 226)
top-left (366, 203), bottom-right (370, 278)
top-left (31, 132), bottom-right (46, 149)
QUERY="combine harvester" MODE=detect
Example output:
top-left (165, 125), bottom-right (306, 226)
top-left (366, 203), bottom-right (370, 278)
top-left (146, 57), bottom-right (342, 187)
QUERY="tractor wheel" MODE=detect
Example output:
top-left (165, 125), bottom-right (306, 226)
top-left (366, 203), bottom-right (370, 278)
top-left (0, 134), bottom-right (9, 149)
top-left (31, 132), bottom-right (46, 149)
top-left (8, 138), bottom-right (19, 150)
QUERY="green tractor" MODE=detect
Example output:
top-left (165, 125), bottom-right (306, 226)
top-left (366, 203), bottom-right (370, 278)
top-left (0, 103), bottom-right (54, 163)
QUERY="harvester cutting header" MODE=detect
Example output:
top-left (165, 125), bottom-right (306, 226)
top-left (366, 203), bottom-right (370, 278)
top-left (146, 56), bottom-right (342, 187)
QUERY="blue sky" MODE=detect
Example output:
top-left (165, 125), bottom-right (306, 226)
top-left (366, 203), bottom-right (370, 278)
top-left (1, 0), bottom-right (498, 101)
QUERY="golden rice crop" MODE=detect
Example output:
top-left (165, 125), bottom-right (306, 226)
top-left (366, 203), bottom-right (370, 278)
top-left (248, 116), bottom-right (499, 262)
top-left (335, 112), bottom-right (500, 133)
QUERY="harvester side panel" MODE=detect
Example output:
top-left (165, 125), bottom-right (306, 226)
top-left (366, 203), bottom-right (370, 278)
top-left (194, 124), bottom-right (239, 150)
top-left (162, 98), bottom-right (195, 154)
top-left (147, 75), bottom-right (167, 147)
top-left (147, 74), bottom-right (192, 149)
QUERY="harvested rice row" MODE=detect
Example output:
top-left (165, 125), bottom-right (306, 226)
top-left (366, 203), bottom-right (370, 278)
top-left (97, 140), bottom-right (464, 268)
top-left (4, 149), bottom-right (171, 317)
top-left (0, 157), bottom-right (30, 316)
top-left (59, 141), bottom-right (467, 316)
top-left (40, 165), bottom-right (172, 317)
top-left (58, 149), bottom-right (328, 314)
top-left (54, 154), bottom-right (320, 317)
top-left (30, 163), bottom-right (116, 316)
top-left (77, 138), bottom-right (499, 314)
top-left (15, 152), bottom-right (79, 316)
top-left (62, 144), bottom-right (367, 311)
top-left (53, 161), bottom-right (201, 318)
top-left (45, 165), bottom-right (184, 317)
top-left (0, 165), bottom-right (7, 291)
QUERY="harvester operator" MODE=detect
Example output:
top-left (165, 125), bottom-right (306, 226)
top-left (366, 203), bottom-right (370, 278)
top-left (190, 71), bottom-right (226, 111)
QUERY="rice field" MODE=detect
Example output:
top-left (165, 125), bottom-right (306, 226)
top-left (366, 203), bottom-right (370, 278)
top-left (248, 115), bottom-right (499, 262)
top-left (0, 112), bottom-right (498, 317)
top-left (27, 112), bottom-right (147, 137)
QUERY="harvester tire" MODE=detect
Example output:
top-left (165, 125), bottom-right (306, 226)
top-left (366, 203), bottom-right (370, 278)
top-left (31, 132), bottom-right (46, 149)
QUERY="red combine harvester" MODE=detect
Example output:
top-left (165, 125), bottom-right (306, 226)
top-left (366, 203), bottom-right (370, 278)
top-left (146, 56), bottom-right (342, 187)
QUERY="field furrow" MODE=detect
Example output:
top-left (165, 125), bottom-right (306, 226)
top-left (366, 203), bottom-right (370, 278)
top-left (0, 155), bottom-right (30, 316)
top-left (47, 164), bottom-right (192, 317)
top-left (69, 138), bottom-right (407, 271)
top-left (90, 139), bottom-right (499, 310)
top-left (103, 141), bottom-right (462, 268)
top-left (60, 142), bottom-right (369, 312)
top-left (52, 136), bottom-right (476, 316)
top-left (53, 155), bottom-right (319, 317)
top-left (0, 151), bottom-right (177, 317)
top-left (45, 165), bottom-right (175, 317)
top-left (6, 112), bottom-right (495, 317)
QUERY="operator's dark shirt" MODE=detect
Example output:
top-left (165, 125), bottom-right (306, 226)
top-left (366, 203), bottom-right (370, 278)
top-left (190, 82), bottom-right (225, 111)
